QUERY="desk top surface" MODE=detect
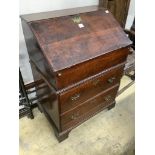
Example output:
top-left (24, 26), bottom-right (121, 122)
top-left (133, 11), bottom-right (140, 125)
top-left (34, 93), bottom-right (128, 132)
top-left (24, 8), bottom-right (131, 72)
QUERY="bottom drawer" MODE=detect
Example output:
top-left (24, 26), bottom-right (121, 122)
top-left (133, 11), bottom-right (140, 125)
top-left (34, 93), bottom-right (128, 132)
top-left (61, 84), bottom-right (119, 131)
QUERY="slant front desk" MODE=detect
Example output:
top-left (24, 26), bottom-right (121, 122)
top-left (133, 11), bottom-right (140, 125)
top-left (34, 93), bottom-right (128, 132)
top-left (21, 6), bottom-right (131, 142)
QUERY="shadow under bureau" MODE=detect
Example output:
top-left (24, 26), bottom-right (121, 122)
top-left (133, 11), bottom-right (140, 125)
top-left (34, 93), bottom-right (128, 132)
top-left (21, 6), bottom-right (132, 142)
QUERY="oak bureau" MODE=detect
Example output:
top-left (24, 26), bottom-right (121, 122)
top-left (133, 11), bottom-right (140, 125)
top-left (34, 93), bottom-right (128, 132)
top-left (21, 6), bottom-right (132, 142)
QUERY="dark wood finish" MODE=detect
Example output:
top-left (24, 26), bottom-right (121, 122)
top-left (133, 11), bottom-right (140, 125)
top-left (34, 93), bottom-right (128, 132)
top-left (24, 8), bottom-right (131, 90)
top-left (55, 48), bottom-right (129, 89)
top-left (108, 102), bottom-right (116, 110)
top-left (21, 7), bottom-right (131, 142)
top-left (61, 84), bottom-right (119, 130)
top-left (59, 65), bottom-right (124, 113)
top-left (41, 93), bottom-right (60, 129)
top-left (29, 9), bottom-right (131, 72)
top-left (29, 48), bottom-right (128, 91)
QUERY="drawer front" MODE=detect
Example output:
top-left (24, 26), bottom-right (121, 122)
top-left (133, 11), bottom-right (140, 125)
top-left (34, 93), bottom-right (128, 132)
top-left (59, 65), bottom-right (124, 114)
top-left (56, 47), bottom-right (129, 89)
top-left (60, 84), bottom-right (119, 130)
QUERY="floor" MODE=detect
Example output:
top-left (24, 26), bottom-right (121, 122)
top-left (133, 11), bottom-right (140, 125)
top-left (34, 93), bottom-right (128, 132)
top-left (19, 76), bottom-right (135, 155)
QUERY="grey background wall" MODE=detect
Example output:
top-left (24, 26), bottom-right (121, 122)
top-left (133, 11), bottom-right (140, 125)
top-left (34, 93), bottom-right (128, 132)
top-left (19, 0), bottom-right (135, 83)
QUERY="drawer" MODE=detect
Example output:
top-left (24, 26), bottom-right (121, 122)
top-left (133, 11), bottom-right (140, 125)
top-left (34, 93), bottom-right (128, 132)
top-left (56, 47), bottom-right (129, 89)
top-left (60, 84), bottom-right (119, 130)
top-left (59, 65), bottom-right (124, 114)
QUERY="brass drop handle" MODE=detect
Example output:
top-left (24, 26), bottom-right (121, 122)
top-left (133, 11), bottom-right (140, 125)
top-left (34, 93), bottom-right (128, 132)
top-left (104, 95), bottom-right (112, 101)
top-left (107, 77), bottom-right (116, 83)
top-left (71, 93), bottom-right (80, 101)
top-left (70, 113), bottom-right (79, 120)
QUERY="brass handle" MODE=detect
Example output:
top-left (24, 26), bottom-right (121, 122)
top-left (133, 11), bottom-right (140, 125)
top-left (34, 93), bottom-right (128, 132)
top-left (70, 113), bottom-right (79, 120)
top-left (92, 79), bottom-right (100, 86)
top-left (104, 95), bottom-right (112, 101)
top-left (71, 93), bottom-right (80, 101)
top-left (107, 77), bottom-right (116, 84)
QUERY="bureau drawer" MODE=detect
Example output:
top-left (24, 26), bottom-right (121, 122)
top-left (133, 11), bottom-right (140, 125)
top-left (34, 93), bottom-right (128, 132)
top-left (60, 84), bottom-right (119, 130)
top-left (56, 47), bottom-right (129, 89)
top-left (59, 65), bottom-right (124, 114)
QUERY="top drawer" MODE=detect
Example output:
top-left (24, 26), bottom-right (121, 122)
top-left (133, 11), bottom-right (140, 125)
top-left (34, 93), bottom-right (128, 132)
top-left (55, 47), bottom-right (129, 89)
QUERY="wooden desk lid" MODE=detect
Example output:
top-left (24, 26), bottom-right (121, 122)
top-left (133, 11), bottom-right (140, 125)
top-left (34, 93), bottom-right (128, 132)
top-left (28, 8), bottom-right (132, 72)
